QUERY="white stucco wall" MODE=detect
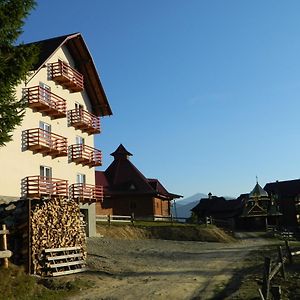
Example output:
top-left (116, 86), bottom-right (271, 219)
top-left (0, 45), bottom-right (100, 236)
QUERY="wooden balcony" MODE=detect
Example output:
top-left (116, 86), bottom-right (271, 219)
top-left (67, 109), bottom-right (100, 134)
top-left (24, 86), bottom-right (67, 119)
top-left (69, 144), bottom-right (102, 167)
top-left (22, 176), bottom-right (68, 198)
top-left (23, 128), bottom-right (68, 158)
top-left (69, 183), bottom-right (103, 203)
top-left (49, 60), bottom-right (84, 92)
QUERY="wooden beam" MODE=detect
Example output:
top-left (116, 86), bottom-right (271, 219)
top-left (46, 253), bottom-right (82, 261)
top-left (49, 260), bottom-right (85, 268)
top-left (0, 250), bottom-right (12, 258)
top-left (44, 246), bottom-right (81, 253)
top-left (0, 230), bottom-right (9, 235)
top-left (52, 268), bottom-right (86, 277)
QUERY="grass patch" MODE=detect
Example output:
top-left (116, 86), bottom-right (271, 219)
top-left (0, 264), bottom-right (93, 300)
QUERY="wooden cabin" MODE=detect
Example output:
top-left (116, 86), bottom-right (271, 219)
top-left (191, 194), bottom-right (244, 229)
top-left (95, 144), bottom-right (182, 220)
top-left (239, 182), bottom-right (281, 230)
top-left (191, 183), bottom-right (281, 231)
top-left (264, 179), bottom-right (300, 228)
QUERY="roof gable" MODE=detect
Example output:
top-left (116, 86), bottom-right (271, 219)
top-left (25, 33), bottom-right (112, 117)
top-left (105, 155), bottom-right (155, 193)
top-left (100, 145), bottom-right (181, 199)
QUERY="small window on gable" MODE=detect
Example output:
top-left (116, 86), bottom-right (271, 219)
top-left (129, 184), bottom-right (136, 190)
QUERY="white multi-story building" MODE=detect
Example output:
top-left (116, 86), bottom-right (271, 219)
top-left (0, 33), bottom-right (112, 236)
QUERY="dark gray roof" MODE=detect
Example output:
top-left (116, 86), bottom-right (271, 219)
top-left (249, 183), bottom-right (269, 198)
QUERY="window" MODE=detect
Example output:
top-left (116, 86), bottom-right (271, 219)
top-left (39, 121), bottom-right (51, 146)
top-left (75, 102), bottom-right (84, 110)
top-left (39, 82), bottom-right (51, 103)
top-left (77, 173), bottom-right (86, 184)
top-left (40, 165), bottom-right (53, 193)
top-left (130, 201), bottom-right (136, 210)
top-left (40, 165), bottom-right (52, 179)
top-left (39, 121), bottom-right (51, 132)
top-left (76, 136), bottom-right (85, 145)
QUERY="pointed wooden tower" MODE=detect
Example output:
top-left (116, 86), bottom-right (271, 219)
top-left (95, 144), bottom-right (182, 219)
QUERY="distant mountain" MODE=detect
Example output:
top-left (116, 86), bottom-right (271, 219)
top-left (171, 193), bottom-right (235, 218)
top-left (176, 193), bottom-right (207, 206)
top-left (172, 193), bottom-right (207, 219)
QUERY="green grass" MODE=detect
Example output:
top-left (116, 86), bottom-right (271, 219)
top-left (0, 264), bottom-right (93, 300)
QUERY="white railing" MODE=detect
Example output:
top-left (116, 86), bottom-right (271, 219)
top-left (96, 215), bottom-right (132, 224)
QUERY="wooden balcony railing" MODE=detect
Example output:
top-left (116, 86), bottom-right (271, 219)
top-left (69, 183), bottom-right (103, 203)
top-left (49, 60), bottom-right (84, 92)
top-left (67, 109), bottom-right (100, 134)
top-left (22, 176), bottom-right (68, 198)
top-left (23, 86), bottom-right (67, 118)
top-left (23, 128), bottom-right (68, 158)
top-left (69, 144), bottom-right (102, 167)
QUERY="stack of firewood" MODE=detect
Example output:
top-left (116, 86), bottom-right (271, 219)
top-left (31, 197), bottom-right (86, 275)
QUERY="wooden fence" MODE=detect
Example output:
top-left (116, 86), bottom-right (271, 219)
top-left (258, 240), bottom-right (300, 300)
top-left (96, 214), bottom-right (188, 225)
top-left (0, 224), bottom-right (12, 268)
top-left (267, 226), bottom-right (300, 240)
top-left (96, 215), bottom-right (133, 225)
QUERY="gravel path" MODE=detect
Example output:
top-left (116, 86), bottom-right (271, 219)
top-left (71, 234), bottom-right (279, 300)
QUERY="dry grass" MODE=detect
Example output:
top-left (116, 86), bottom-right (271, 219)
top-left (96, 223), bottom-right (235, 242)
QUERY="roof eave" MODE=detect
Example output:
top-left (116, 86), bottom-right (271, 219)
top-left (26, 33), bottom-right (112, 117)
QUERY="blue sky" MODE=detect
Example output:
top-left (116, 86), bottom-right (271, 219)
top-left (20, 1), bottom-right (300, 198)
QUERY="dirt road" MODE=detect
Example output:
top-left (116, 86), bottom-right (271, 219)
top-left (71, 233), bottom-right (279, 300)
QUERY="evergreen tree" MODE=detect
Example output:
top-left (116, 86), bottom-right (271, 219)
top-left (0, 0), bottom-right (38, 146)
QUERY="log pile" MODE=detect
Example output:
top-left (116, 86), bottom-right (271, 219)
top-left (31, 197), bottom-right (86, 276)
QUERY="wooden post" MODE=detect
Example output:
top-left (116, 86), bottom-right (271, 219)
top-left (285, 240), bottom-right (293, 264)
top-left (131, 212), bottom-right (135, 226)
top-left (270, 285), bottom-right (282, 300)
top-left (108, 214), bottom-right (111, 226)
top-left (258, 288), bottom-right (266, 300)
top-left (262, 256), bottom-right (272, 300)
top-left (28, 199), bottom-right (32, 274)
top-left (277, 246), bottom-right (286, 279)
top-left (1, 224), bottom-right (8, 268)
